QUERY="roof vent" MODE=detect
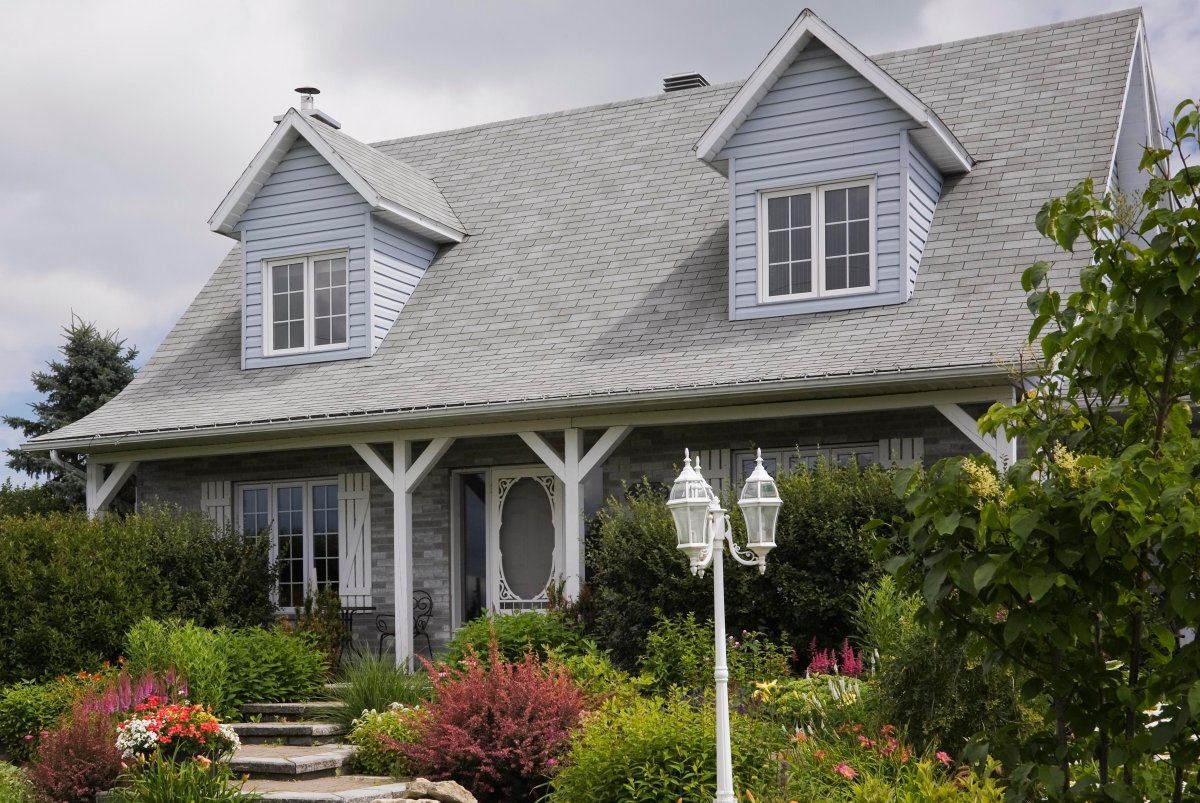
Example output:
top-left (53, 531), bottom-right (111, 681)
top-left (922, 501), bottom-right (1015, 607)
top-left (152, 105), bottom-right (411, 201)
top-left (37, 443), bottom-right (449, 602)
top-left (663, 72), bottom-right (710, 93)
top-left (273, 86), bottom-right (342, 129)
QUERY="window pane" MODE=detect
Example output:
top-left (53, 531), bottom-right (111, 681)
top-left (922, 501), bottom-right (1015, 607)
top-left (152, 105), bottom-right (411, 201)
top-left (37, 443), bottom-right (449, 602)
top-left (826, 256), bottom-right (847, 290)
top-left (826, 223), bottom-right (846, 257)
top-left (790, 228), bottom-right (811, 261)
top-left (825, 188), bottom-right (846, 223)
top-left (276, 486), bottom-right (306, 608)
top-left (848, 220), bottom-right (870, 255)
top-left (290, 321), bottom-right (304, 347)
top-left (312, 484), bottom-right (338, 594)
top-left (314, 260), bottom-right (332, 289)
top-left (847, 186), bottom-right (870, 220)
top-left (767, 196), bottom-right (788, 230)
top-left (768, 263), bottom-right (788, 297)
top-left (241, 488), bottom-right (269, 536)
top-left (329, 257), bottom-right (346, 286)
top-left (768, 231), bottom-right (789, 263)
top-left (332, 287), bottom-right (346, 315)
top-left (848, 254), bottom-right (871, 288)
top-left (272, 264), bottom-right (290, 290)
top-left (331, 317), bottom-right (346, 345)
top-left (288, 293), bottom-right (304, 320)
top-left (289, 264), bottom-right (304, 286)
top-left (790, 194), bottom-right (811, 226)
top-left (461, 474), bottom-right (487, 622)
top-left (791, 261), bottom-right (812, 294)
top-left (315, 289), bottom-right (330, 318)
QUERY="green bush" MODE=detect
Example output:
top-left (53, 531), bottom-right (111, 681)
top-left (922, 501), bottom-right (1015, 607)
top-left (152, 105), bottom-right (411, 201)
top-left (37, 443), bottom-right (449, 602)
top-left (123, 619), bottom-right (324, 720)
top-left (752, 675), bottom-right (870, 733)
top-left (851, 575), bottom-right (920, 666)
top-left (0, 508), bottom-right (275, 685)
top-left (0, 762), bottom-right (33, 803)
top-left (639, 613), bottom-right (792, 694)
top-left (110, 753), bottom-right (259, 802)
top-left (546, 648), bottom-right (649, 705)
top-left (585, 460), bottom-right (903, 669)
top-left (547, 695), bottom-right (783, 802)
top-left (443, 611), bottom-right (589, 667)
top-left (320, 652), bottom-right (432, 730)
top-left (0, 679), bottom-right (77, 761)
top-left (0, 480), bottom-right (64, 516)
top-left (346, 703), bottom-right (421, 776)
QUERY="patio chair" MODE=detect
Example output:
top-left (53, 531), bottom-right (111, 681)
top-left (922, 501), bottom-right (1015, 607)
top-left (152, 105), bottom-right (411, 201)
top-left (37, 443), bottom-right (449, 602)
top-left (377, 590), bottom-right (434, 661)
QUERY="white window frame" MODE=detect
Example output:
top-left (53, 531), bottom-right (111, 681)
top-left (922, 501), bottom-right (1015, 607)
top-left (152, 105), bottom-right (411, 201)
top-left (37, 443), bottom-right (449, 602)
top-left (733, 443), bottom-right (882, 482)
top-left (757, 177), bottom-right (877, 303)
top-left (236, 477), bottom-right (339, 611)
top-left (262, 250), bottom-right (350, 356)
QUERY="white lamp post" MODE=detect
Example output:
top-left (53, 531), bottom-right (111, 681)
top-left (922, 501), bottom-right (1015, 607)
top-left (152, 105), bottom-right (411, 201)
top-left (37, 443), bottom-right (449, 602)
top-left (668, 448), bottom-right (783, 803)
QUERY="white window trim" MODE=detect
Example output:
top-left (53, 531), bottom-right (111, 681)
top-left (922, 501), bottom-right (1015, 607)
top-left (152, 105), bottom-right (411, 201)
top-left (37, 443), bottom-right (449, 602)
top-left (262, 250), bottom-right (350, 356)
top-left (236, 477), bottom-right (339, 611)
top-left (757, 177), bottom-right (877, 304)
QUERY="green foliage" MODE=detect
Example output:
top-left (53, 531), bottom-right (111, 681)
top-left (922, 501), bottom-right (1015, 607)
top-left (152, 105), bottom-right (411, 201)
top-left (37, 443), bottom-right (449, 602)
top-left (110, 754), bottom-right (259, 803)
top-left (3, 316), bottom-right (137, 509)
top-left (880, 100), bottom-right (1200, 799)
top-left (0, 508), bottom-right (275, 684)
top-left (585, 462), bottom-right (903, 669)
top-left (852, 575), bottom-right (920, 665)
top-left (0, 481), bottom-right (61, 517)
top-left (320, 652), bottom-right (432, 730)
top-left (639, 613), bottom-right (792, 694)
top-left (346, 703), bottom-right (421, 777)
top-left (443, 611), bottom-right (589, 667)
top-left (123, 619), bottom-right (324, 720)
top-left (296, 587), bottom-right (343, 670)
top-left (547, 648), bottom-right (650, 705)
top-left (752, 675), bottom-right (871, 734)
top-left (0, 762), bottom-right (33, 803)
top-left (547, 695), bottom-right (783, 803)
top-left (0, 680), bottom-right (76, 762)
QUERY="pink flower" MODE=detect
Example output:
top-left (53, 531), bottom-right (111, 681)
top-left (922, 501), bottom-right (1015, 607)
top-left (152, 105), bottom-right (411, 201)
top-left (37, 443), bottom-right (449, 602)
top-left (546, 758), bottom-right (558, 766)
top-left (834, 762), bottom-right (856, 779)
top-left (936, 751), bottom-right (952, 766)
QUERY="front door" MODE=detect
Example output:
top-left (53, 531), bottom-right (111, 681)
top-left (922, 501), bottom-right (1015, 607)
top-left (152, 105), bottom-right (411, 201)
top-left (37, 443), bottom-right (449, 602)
top-left (486, 467), bottom-right (562, 613)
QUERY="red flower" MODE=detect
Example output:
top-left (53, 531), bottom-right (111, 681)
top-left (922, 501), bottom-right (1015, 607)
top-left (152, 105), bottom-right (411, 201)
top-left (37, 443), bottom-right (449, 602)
top-left (834, 762), bottom-right (856, 779)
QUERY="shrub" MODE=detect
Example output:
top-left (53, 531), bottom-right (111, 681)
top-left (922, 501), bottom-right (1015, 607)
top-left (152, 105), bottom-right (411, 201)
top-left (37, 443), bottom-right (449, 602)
top-left (0, 481), bottom-right (63, 517)
top-left (25, 707), bottom-right (122, 803)
top-left (639, 613), bottom-right (792, 694)
top-left (443, 611), bottom-right (589, 667)
top-left (0, 680), bottom-right (77, 762)
top-left (296, 588), bottom-right (342, 670)
top-left (225, 628), bottom-right (325, 709)
top-left (346, 703), bottom-right (421, 777)
top-left (752, 675), bottom-right (870, 733)
top-left (546, 648), bottom-right (649, 706)
top-left (393, 637), bottom-right (584, 803)
top-left (0, 762), bottom-right (34, 803)
top-left (851, 575), bottom-right (920, 666)
top-left (0, 508), bottom-right (275, 685)
top-left (320, 652), bottom-right (432, 731)
top-left (547, 695), bottom-right (783, 802)
top-left (110, 753), bottom-right (258, 802)
top-left (585, 461), bottom-right (903, 669)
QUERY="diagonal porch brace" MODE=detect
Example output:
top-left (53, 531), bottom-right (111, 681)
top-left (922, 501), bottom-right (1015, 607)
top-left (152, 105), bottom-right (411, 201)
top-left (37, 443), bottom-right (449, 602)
top-left (85, 460), bottom-right (138, 518)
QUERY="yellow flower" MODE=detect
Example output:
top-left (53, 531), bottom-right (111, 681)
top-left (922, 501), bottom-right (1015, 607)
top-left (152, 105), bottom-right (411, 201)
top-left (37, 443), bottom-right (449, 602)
top-left (961, 459), bottom-right (1001, 507)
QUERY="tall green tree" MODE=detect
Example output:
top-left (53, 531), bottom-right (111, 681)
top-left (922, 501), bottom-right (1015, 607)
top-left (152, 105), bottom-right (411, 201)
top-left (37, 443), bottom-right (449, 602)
top-left (3, 316), bottom-right (138, 509)
top-left (881, 99), bottom-right (1200, 801)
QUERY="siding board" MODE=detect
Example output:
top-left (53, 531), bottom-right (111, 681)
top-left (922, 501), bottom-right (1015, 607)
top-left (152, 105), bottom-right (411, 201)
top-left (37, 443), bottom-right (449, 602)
top-left (370, 217), bottom-right (438, 350)
top-left (905, 134), bottom-right (943, 299)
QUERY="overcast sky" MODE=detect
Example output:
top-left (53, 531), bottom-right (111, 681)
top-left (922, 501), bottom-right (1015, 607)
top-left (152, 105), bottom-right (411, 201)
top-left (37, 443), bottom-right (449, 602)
top-left (1, 0), bottom-right (1195, 486)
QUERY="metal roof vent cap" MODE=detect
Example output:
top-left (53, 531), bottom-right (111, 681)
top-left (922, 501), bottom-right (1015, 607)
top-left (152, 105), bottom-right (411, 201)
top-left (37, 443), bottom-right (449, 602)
top-left (663, 72), bottom-right (710, 93)
top-left (275, 86), bottom-right (342, 129)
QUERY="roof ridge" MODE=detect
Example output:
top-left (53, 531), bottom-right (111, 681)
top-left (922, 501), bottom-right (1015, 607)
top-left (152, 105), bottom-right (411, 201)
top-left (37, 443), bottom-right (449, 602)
top-left (871, 7), bottom-right (1142, 60)
top-left (369, 80), bottom-right (742, 148)
top-left (313, 118), bottom-right (440, 183)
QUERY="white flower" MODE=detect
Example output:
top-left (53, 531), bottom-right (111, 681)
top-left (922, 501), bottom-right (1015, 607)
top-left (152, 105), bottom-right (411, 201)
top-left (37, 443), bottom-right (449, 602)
top-left (115, 718), bottom-right (159, 759)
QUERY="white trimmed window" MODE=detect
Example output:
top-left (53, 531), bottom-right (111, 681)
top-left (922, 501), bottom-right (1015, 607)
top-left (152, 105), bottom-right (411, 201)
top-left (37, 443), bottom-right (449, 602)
top-left (734, 443), bottom-right (881, 481)
top-left (759, 179), bottom-right (875, 302)
top-left (239, 479), bottom-right (340, 609)
top-left (264, 252), bottom-right (348, 355)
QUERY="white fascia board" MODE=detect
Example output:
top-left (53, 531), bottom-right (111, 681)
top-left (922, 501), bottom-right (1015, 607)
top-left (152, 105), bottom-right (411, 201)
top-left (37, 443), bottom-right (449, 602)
top-left (208, 109), bottom-right (382, 237)
top-left (1105, 18), bottom-right (1145, 195)
top-left (695, 10), bottom-right (973, 174)
top-left (377, 200), bottom-right (467, 244)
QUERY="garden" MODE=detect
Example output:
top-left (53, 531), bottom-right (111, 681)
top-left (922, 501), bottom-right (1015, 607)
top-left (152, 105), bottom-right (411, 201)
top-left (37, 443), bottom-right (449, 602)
top-left (0, 101), bottom-right (1197, 802)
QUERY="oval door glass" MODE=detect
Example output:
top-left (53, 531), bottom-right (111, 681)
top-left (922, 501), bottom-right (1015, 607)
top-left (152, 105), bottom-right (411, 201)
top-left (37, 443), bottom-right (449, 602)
top-left (498, 477), bottom-right (555, 600)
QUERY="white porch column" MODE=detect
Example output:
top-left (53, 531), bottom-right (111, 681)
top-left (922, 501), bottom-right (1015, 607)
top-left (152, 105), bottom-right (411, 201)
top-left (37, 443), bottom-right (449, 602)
top-left (85, 460), bottom-right (138, 518)
top-left (518, 426), bottom-right (633, 599)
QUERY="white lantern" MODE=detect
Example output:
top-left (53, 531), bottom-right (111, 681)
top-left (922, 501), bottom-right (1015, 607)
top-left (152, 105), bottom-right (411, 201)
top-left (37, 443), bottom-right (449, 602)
top-left (668, 449), bottom-right (714, 568)
top-left (737, 448), bottom-right (782, 565)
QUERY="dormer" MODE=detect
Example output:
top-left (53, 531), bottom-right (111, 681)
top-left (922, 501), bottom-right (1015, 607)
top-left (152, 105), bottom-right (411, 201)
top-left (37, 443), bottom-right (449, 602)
top-left (697, 11), bottom-right (972, 321)
top-left (209, 90), bottom-right (466, 369)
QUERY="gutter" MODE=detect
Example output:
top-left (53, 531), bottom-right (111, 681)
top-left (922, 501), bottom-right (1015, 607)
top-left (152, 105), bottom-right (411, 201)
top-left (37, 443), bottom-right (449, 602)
top-left (49, 449), bottom-right (86, 480)
top-left (22, 362), bottom-right (1008, 453)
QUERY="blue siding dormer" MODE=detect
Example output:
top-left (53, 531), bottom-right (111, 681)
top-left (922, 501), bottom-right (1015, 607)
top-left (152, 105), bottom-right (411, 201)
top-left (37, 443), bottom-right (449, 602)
top-left (720, 41), bottom-right (944, 320)
top-left (368, 217), bottom-right (438, 350)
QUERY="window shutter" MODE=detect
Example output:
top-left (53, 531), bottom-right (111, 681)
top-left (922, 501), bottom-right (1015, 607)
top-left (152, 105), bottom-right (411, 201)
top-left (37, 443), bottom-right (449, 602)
top-left (338, 472), bottom-right (372, 598)
top-left (200, 481), bottom-right (232, 528)
top-left (878, 437), bottom-right (925, 467)
top-left (697, 449), bottom-right (731, 496)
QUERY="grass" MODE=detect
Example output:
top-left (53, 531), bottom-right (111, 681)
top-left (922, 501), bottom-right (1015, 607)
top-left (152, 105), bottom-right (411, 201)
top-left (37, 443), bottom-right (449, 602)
top-left (317, 653), bottom-right (433, 729)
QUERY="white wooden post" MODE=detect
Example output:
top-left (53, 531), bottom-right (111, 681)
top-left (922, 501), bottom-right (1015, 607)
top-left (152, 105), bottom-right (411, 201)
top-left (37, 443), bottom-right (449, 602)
top-left (392, 439), bottom-right (413, 669)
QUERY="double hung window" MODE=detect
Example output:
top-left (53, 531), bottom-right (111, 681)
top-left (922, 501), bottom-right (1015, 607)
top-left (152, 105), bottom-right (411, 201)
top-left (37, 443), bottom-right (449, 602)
top-left (239, 480), bottom-right (339, 608)
top-left (760, 180), bottom-right (875, 302)
top-left (264, 252), bottom-right (348, 355)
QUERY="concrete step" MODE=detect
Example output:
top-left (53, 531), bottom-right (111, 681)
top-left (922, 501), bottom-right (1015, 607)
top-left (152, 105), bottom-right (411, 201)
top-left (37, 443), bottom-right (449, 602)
top-left (241, 775), bottom-right (410, 802)
top-left (242, 700), bottom-right (344, 722)
top-left (230, 720), bottom-right (346, 746)
top-left (229, 743), bottom-right (354, 781)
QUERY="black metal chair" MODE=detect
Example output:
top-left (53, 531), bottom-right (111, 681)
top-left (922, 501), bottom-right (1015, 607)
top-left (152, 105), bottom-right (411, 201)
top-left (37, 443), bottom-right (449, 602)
top-left (377, 590), bottom-right (434, 660)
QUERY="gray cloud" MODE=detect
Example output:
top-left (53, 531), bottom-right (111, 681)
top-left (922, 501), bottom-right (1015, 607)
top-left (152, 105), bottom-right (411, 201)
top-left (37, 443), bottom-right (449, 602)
top-left (1, 0), bottom-right (1194, 484)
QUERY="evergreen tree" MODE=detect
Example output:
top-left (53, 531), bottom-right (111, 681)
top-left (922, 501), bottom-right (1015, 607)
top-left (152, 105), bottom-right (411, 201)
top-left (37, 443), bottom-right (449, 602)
top-left (3, 316), bottom-right (138, 509)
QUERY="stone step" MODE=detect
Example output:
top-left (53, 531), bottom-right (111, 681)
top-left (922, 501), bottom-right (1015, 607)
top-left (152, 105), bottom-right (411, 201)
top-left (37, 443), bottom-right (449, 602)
top-left (229, 743), bottom-right (354, 781)
top-left (230, 720), bottom-right (346, 746)
top-left (241, 775), bottom-right (410, 802)
top-left (242, 700), bottom-right (344, 722)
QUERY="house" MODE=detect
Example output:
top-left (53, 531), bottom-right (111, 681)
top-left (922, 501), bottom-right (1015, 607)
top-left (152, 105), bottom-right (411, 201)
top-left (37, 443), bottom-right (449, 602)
top-left (25, 9), bottom-right (1160, 660)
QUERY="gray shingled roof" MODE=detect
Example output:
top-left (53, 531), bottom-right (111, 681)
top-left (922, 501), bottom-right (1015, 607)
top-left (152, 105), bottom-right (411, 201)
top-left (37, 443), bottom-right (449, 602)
top-left (307, 119), bottom-right (465, 236)
top-left (36, 9), bottom-right (1141, 448)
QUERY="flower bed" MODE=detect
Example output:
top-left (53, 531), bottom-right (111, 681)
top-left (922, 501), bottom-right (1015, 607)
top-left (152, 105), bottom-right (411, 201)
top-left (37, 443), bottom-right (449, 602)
top-left (116, 698), bottom-right (239, 761)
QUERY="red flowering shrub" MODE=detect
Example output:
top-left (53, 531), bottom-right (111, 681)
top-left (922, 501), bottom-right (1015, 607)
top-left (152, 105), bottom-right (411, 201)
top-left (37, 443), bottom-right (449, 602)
top-left (388, 635), bottom-right (584, 803)
top-left (25, 707), bottom-right (122, 803)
